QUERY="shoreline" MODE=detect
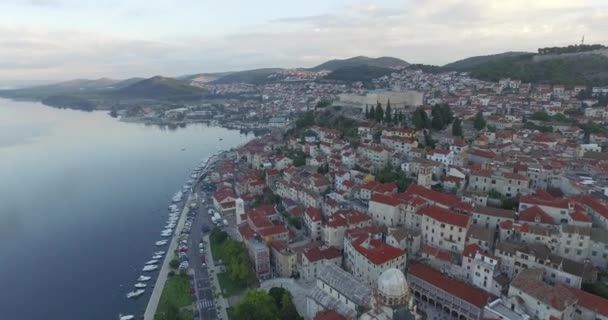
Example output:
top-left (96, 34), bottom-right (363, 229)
top-left (142, 152), bottom-right (222, 320)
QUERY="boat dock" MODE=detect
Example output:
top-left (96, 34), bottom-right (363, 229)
top-left (143, 192), bottom-right (193, 320)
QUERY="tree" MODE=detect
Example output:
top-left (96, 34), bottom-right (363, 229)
top-left (268, 287), bottom-right (288, 308)
top-left (412, 107), bottom-right (430, 129)
top-left (452, 118), bottom-right (463, 137)
top-left (280, 292), bottom-right (302, 320)
top-left (473, 111), bottom-right (486, 130)
top-left (364, 104), bottom-right (369, 119)
top-left (385, 99), bottom-right (392, 123)
top-left (397, 111), bottom-right (404, 124)
top-left (369, 104), bottom-right (375, 120)
top-left (295, 112), bottom-right (315, 129)
top-left (439, 104), bottom-right (453, 124)
top-left (233, 290), bottom-right (280, 320)
top-left (375, 101), bottom-right (384, 122)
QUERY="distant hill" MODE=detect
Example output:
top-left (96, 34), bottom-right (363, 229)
top-left (442, 52), bottom-right (532, 70)
top-left (115, 76), bottom-right (203, 100)
top-left (211, 68), bottom-right (284, 84)
top-left (408, 48), bottom-right (608, 86)
top-left (324, 65), bottom-right (395, 83)
top-left (0, 77), bottom-right (136, 99)
top-left (178, 72), bottom-right (234, 84)
top-left (309, 56), bottom-right (409, 72)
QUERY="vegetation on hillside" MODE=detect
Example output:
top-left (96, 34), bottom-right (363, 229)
top-left (324, 65), bottom-right (394, 84)
top-left (309, 56), bottom-right (408, 72)
top-left (41, 95), bottom-right (96, 111)
top-left (230, 288), bottom-right (303, 320)
top-left (538, 44), bottom-right (606, 55)
top-left (209, 229), bottom-right (256, 295)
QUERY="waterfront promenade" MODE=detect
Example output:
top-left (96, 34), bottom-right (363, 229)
top-left (143, 193), bottom-right (193, 320)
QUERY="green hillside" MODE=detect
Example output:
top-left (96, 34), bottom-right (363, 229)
top-left (310, 56), bottom-right (408, 71)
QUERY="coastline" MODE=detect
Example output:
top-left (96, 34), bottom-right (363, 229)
top-left (143, 152), bottom-right (222, 320)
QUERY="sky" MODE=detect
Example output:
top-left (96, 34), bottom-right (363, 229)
top-left (1, 0), bottom-right (607, 84)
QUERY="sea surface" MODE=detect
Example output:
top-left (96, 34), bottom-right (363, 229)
top-left (0, 99), bottom-right (251, 320)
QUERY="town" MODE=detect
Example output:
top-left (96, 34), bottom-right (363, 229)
top-left (179, 66), bottom-right (608, 320)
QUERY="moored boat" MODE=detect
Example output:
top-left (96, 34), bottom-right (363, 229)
top-left (126, 289), bottom-right (145, 299)
top-left (137, 275), bottom-right (151, 282)
top-left (134, 283), bottom-right (147, 288)
top-left (142, 265), bottom-right (158, 272)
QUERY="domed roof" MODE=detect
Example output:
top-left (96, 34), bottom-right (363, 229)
top-left (377, 268), bottom-right (409, 298)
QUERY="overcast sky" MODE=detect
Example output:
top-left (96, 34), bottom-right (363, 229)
top-left (1, 0), bottom-right (607, 84)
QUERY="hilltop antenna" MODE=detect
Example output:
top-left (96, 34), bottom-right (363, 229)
top-left (581, 35), bottom-right (585, 45)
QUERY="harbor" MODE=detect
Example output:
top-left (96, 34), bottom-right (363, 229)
top-left (116, 153), bottom-right (222, 320)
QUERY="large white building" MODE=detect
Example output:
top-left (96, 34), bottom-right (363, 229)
top-left (420, 206), bottom-right (470, 253)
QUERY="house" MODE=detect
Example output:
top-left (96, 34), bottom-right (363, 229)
top-left (212, 189), bottom-right (237, 214)
top-left (300, 245), bottom-right (342, 282)
top-left (408, 263), bottom-right (495, 320)
top-left (343, 228), bottom-right (407, 286)
top-left (270, 241), bottom-right (297, 278)
top-left (420, 206), bottom-right (471, 253)
top-left (507, 268), bottom-right (577, 320)
top-left (368, 193), bottom-right (403, 227)
top-left (305, 207), bottom-right (323, 241)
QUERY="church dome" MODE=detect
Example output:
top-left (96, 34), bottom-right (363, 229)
top-left (377, 268), bottom-right (409, 305)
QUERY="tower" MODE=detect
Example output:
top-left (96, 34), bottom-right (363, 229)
top-left (235, 198), bottom-right (245, 225)
top-left (417, 164), bottom-right (432, 189)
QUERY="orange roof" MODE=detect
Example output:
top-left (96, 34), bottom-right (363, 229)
top-left (420, 206), bottom-right (470, 228)
top-left (258, 225), bottom-right (289, 237)
top-left (302, 246), bottom-right (341, 263)
top-left (519, 206), bottom-right (555, 225)
top-left (565, 286), bottom-right (608, 317)
top-left (370, 193), bottom-right (401, 207)
top-left (314, 310), bottom-right (347, 320)
top-left (354, 239), bottom-right (406, 265)
top-left (404, 184), bottom-right (472, 212)
top-left (408, 263), bottom-right (495, 308)
top-left (305, 207), bottom-right (322, 222)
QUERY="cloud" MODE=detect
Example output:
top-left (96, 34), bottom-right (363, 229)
top-left (0, 0), bottom-right (607, 82)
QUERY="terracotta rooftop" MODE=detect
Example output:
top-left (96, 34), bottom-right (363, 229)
top-left (408, 263), bottom-right (495, 308)
top-left (420, 205), bottom-right (470, 228)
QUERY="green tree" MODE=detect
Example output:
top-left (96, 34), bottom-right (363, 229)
top-left (397, 111), bottom-right (404, 124)
top-left (530, 110), bottom-right (551, 121)
top-left (364, 104), bottom-right (369, 119)
top-left (369, 105), bottom-right (375, 120)
top-left (452, 118), bottom-right (463, 137)
top-left (439, 104), bottom-right (453, 124)
top-left (385, 99), bottom-right (392, 123)
top-left (295, 112), bottom-right (315, 129)
top-left (280, 292), bottom-right (302, 320)
top-left (375, 101), bottom-right (384, 122)
top-left (233, 290), bottom-right (279, 320)
top-left (412, 107), bottom-right (430, 129)
top-left (473, 111), bottom-right (486, 130)
top-left (268, 287), bottom-right (288, 308)
top-left (431, 105), bottom-right (445, 130)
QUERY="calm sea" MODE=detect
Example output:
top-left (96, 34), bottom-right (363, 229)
top-left (0, 98), bottom-right (251, 320)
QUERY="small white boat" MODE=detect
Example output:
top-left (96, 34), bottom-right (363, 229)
top-left (172, 191), bottom-right (183, 203)
top-left (152, 255), bottom-right (163, 259)
top-left (134, 283), bottom-right (147, 288)
top-left (168, 204), bottom-right (178, 211)
top-left (146, 259), bottom-right (158, 265)
top-left (126, 289), bottom-right (145, 299)
top-left (155, 240), bottom-right (167, 246)
top-left (119, 314), bottom-right (135, 320)
top-left (154, 251), bottom-right (165, 255)
top-left (142, 265), bottom-right (158, 272)
top-left (137, 275), bottom-right (151, 281)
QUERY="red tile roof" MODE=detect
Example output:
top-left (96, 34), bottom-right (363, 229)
top-left (370, 193), bottom-right (401, 207)
top-left (463, 243), bottom-right (482, 258)
top-left (258, 225), bottom-right (289, 237)
top-left (305, 207), bottom-right (323, 222)
top-left (565, 286), bottom-right (608, 317)
top-left (520, 195), bottom-right (569, 209)
top-left (314, 310), bottom-right (347, 320)
top-left (302, 245), bottom-right (341, 263)
top-left (238, 225), bottom-right (256, 241)
top-left (573, 195), bottom-right (608, 219)
top-left (502, 172), bottom-right (528, 181)
top-left (422, 245), bottom-right (453, 262)
top-left (408, 263), bottom-right (495, 308)
top-left (404, 184), bottom-right (472, 212)
top-left (354, 239), bottom-right (406, 265)
top-left (420, 206), bottom-right (470, 228)
top-left (518, 206), bottom-right (556, 225)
